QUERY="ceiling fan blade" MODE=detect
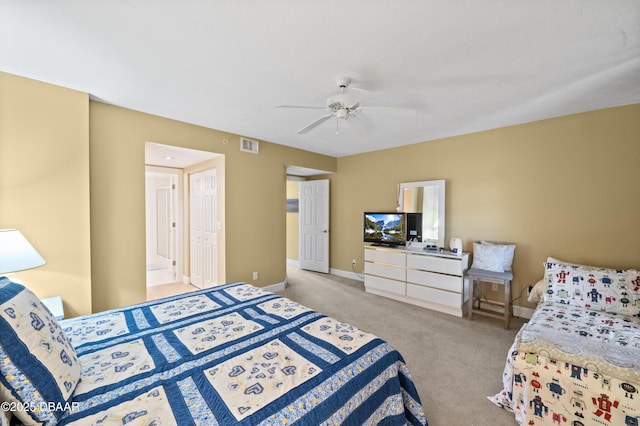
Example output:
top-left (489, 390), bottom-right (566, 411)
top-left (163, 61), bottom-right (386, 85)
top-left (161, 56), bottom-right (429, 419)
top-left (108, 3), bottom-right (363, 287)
top-left (356, 106), bottom-right (416, 117)
top-left (344, 87), bottom-right (369, 108)
top-left (276, 105), bottom-right (326, 110)
top-left (298, 113), bottom-right (334, 134)
top-left (346, 113), bottom-right (368, 135)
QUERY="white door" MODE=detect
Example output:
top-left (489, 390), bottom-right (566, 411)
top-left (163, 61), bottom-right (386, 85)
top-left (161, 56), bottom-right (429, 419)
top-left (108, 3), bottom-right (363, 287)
top-left (299, 179), bottom-right (330, 273)
top-left (190, 169), bottom-right (217, 288)
top-left (202, 170), bottom-right (217, 288)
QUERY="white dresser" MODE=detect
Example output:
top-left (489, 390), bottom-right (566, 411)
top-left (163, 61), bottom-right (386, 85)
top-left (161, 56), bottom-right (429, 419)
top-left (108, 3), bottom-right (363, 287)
top-left (364, 246), bottom-right (470, 317)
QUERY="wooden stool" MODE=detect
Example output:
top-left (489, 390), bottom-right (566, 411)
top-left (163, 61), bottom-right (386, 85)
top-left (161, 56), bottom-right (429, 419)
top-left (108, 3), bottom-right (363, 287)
top-left (467, 268), bottom-right (513, 329)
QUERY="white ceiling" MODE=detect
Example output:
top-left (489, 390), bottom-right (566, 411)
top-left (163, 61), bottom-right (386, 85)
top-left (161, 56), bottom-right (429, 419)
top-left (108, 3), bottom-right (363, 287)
top-left (2, 1), bottom-right (639, 158)
top-left (145, 142), bottom-right (220, 168)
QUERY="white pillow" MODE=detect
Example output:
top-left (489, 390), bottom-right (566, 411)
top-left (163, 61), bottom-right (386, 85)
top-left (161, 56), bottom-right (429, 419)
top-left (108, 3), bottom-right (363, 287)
top-left (482, 241), bottom-right (516, 271)
top-left (471, 242), bottom-right (505, 272)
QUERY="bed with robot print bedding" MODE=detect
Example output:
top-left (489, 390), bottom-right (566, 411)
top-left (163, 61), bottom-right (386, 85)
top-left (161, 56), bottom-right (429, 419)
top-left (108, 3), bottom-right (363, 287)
top-left (0, 278), bottom-right (426, 425)
top-left (490, 258), bottom-right (640, 426)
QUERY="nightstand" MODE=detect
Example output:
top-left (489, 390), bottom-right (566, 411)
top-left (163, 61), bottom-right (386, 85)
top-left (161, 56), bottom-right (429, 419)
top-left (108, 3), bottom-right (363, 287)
top-left (41, 296), bottom-right (64, 320)
top-left (467, 268), bottom-right (513, 329)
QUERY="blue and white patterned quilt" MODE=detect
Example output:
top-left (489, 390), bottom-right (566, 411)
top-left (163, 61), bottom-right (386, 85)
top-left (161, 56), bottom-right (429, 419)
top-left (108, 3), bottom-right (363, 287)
top-left (57, 282), bottom-right (427, 425)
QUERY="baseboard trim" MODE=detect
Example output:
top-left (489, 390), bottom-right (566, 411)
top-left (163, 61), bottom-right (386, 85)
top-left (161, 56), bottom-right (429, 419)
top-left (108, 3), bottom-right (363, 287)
top-left (287, 266), bottom-right (364, 282)
top-left (330, 267), bottom-right (364, 282)
top-left (479, 302), bottom-right (534, 319)
top-left (263, 281), bottom-right (286, 292)
top-left (514, 305), bottom-right (534, 319)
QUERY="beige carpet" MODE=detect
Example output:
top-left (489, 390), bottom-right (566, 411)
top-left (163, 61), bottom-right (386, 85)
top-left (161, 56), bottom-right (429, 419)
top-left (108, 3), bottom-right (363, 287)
top-left (280, 267), bottom-right (524, 426)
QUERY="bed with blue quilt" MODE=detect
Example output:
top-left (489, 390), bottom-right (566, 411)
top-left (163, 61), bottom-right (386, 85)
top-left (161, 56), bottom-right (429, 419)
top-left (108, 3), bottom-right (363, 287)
top-left (0, 277), bottom-right (427, 425)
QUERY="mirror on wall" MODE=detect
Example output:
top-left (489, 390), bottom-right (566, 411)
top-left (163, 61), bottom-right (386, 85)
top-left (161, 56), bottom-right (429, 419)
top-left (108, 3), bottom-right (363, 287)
top-left (398, 179), bottom-right (445, 248)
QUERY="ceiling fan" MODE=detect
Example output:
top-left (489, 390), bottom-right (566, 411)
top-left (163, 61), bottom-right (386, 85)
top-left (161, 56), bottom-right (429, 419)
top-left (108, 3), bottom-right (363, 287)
top-left (276, 77), bottom-right (416, 135)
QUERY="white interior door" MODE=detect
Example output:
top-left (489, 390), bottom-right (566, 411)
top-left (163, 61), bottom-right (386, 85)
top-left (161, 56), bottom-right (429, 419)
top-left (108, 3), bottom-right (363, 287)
top-left (299, 179), bottom-right (330, 273)
top-left (190, 174), bottom-right (203, 288)
top-left (190, 168), bottom-right (217, 288)
top-left (202, 169), bottom-right (217, 287)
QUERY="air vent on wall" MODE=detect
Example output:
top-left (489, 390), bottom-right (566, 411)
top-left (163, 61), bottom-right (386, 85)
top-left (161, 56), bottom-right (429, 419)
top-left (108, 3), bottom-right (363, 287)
top-left (240, 137), bottom-right (259, 154)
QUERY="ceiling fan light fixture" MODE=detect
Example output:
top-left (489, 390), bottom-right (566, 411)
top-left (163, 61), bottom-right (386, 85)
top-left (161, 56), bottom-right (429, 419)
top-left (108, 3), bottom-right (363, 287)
top-left (277, 75), bottom-right (415, 135)
top-left (335, 108), bottom-right (349, 119)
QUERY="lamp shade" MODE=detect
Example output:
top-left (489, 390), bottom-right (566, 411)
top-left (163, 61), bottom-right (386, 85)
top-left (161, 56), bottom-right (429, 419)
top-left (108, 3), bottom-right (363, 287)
top-left (0, 229), bottom-right (46, 274)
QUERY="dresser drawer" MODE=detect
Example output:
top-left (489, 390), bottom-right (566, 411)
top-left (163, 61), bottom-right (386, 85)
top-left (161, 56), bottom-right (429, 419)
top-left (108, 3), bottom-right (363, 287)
top-left (406, 269), bottom-right (462, 293)
top-left (364, 248), bottom-right (406, 266)
top-left (406, 284), bottom-right (459, 308)
top-left (406, 253), bottom-right (463, 276)
top-left (365, 275), bottom-right (405, 296)
top-left (364, 246), bottom-right (469, 317)
top-left (365, 262), bottom-right (406, 281)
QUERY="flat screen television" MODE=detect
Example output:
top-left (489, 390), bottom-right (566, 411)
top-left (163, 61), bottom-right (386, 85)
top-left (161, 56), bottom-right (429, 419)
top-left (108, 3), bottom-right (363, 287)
top-left (363, 212), bottom-right (406, 246)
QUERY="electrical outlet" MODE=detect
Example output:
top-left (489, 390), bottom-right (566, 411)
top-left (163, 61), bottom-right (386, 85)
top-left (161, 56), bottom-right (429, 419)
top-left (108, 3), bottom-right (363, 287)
top-left (253, 271), bottom-right (258, 280)
top-left (492, 283), bottom-right (498, 292)
top-left (352, 258), bottom-right (356, 266)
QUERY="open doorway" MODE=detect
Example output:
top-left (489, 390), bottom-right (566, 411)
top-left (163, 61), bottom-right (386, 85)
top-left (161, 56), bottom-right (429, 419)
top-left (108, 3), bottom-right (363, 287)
top-left (286, 175), bottom-right (303, 269)
top-left (145, 166), bottom-right (181, 286)
top-left (285, 165), bottom-right (333, 277)
top-left (145, 142), bottom-right (224, 301)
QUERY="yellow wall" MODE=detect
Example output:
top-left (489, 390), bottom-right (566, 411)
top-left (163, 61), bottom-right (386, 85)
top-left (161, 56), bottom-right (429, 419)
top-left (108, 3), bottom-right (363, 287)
top-left (0, 72), bottom-right (92, 317)
top-left (1, 72), bottom-right (336, 315)
top-left (330, 104), bottom-right (640, 309)
top-left (4, 71), bottom-right (639, 316)
top-left (89, 101), bottom-right (336, 312)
